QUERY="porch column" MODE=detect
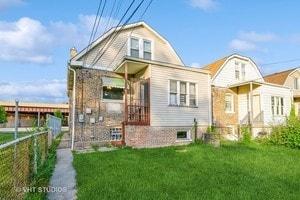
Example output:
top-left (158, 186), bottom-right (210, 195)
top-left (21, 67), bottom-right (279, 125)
top-left (123, 62), bottom-right (128, 144)
top-left (250, 82), bottom-right (253, 136)
top-left (124, 62), bottom-right (128, 123)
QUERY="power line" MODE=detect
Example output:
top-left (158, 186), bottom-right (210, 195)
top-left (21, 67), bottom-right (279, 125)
top-left (259, 58), bottom-right (300, 66)
top-left (83, 0), bottom-right (103, 66)
top-left (106, 0), bottom-right (153, 70)
top-left (90, 0), bottom-right (142, 67)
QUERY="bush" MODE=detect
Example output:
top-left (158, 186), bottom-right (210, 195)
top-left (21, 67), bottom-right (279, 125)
top-left (269, 104), bottom-right (300, 149)
top-left (240, 125), bottom-right (251, 144)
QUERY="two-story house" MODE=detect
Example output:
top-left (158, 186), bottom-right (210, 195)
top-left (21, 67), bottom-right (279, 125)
top-left (264, 68), bottom-right (300, 115)
top-left (67, 22), bottom-right (211, 149)
top-left (202, 54), bottom-right (292, 139)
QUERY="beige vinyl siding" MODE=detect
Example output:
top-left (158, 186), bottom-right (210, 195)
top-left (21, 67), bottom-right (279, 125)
top-left (78, 32), bottom-right (128, 69)
top-left (129, 27), bottom-right (184, 65)
top-left (214, 59), bottom-right (264, 87)
top-left (237, 85), bottom-right (249, 122)
top-left (285, 70), bottom-right (300, 96)
top-left (150, 65), bottom-right (210, 127)
top-left (78, 25), bottom-right (183, 69)
top-left (261, 84), bottom-right (292, 125)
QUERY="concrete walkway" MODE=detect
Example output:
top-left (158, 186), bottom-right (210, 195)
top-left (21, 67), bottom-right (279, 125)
top-left (47, 133), bottom-right (77, 200)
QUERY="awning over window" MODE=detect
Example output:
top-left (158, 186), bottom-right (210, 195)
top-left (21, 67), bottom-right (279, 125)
top-left (101, 77), bottom-right (125, 89)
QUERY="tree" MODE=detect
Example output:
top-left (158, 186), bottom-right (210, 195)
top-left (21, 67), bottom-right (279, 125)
top-left (0, 106), bottom-right (7, 123)
top-left (54, 109), bottom-right (64, 120)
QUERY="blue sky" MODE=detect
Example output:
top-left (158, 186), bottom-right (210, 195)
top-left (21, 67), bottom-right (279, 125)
top-left (1, 0), bottom-right (300, 103)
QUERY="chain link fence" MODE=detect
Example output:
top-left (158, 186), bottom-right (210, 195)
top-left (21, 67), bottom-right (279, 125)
top-left (0, 130), bottom-right (53, 200)
top-left (47, 114), bottom-right (62, 139)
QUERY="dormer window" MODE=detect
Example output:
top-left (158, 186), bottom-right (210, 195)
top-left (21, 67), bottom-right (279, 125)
top-left (129, 37), bottom-right (152, 60)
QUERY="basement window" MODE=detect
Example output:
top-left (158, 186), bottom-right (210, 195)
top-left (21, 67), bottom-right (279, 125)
top-left (177, 131), bottom-right (187, 139)
top-left (110, 127), bottom-right (122, 141)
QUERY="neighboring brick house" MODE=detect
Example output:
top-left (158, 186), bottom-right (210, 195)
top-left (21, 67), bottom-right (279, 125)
top-left (202, 54), bottom-right (292, 139)
top-left (67, 22), bottom-right (211, 149)
top-left (264, 68), bottom-right (300, 115)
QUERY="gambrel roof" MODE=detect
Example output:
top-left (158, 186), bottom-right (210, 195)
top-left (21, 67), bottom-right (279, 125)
top-left (264, 68), bottom-right (298, 85)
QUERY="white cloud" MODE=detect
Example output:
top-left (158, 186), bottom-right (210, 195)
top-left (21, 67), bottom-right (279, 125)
top-left (238, 31), bottom-right (278, 42)
top-left (229, 39), bottom-right (257, 52)
top-left (0, 17), bottom-right (53, 64)
top-left (0, 80), bottom-right (68, 103)
top-left (49, 15), bottom-right (119, 49)
top-left (229, 31), bottom-right (278, 52)
top-left (189, 0), bottom-right (217, 10)
top-left (0, 0), bottom-right (25, 10)
top-left (0, 15), bottom-right (118, 64)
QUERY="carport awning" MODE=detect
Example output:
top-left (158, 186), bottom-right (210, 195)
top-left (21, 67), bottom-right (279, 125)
top-left (101, 77), bottom-right (125, 88)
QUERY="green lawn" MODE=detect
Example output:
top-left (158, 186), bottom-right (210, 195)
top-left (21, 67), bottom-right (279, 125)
top-left (0, 132), bottom-right (32, 144)
top-left (73, 142), bottom-right (300, 200)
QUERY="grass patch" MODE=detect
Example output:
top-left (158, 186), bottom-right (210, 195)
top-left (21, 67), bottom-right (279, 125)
top-left (0, 132), bottom-right (32, 144)
top-left (74, 142), bottom-right (300, 200)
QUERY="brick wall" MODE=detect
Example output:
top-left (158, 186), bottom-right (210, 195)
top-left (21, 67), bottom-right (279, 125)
top-left (125, 125), bottom-right (206, 148)
top-left (72, 68), bottom-right (125, 148)
top-left (212, 87), bottom-right (239, 136)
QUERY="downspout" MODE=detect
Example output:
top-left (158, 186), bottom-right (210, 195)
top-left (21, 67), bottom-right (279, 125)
top-left (68, 64), bottom-right (76, 150)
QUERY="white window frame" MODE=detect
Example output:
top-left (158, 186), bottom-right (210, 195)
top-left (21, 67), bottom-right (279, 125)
top-left (241, 64), bottom-right (246, 80)
top-left (271, 96), bottom-right (284, 116)
top-left (294, 78), bottom-right (300, 89)
top-left (176, 130), bottom-right (192, 141)
top-left (235, 62), bottom-right (240, 79)
top-left (128, 36), bottom-right (153, 60)
top-left (225, 93), bottom-right (234, 113)
top-left (168, 79), bottom-right (198, 107)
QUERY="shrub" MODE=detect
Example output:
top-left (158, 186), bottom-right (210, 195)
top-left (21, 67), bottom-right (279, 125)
top-left (240, 125), bottom-right (251, 144)
top-left (269, 104), bottom-right (300, 149)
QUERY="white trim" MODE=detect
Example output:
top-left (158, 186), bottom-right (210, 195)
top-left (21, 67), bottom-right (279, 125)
top-left (225, 93), bottom-right (234, 113)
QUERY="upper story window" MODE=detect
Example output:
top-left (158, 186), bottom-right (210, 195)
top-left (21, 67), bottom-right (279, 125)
top-left (129, 37), bottom-right (152, 60)
top-left (169, 80), bottom-right (197, 107)
top-left (143, 40), bottom-right (151, 60)
top-left (235, 62), bottom-right (240, 79)
top-left (235, 62), bottom-right (246, 80)
top-left (225, 93), bottom-right (234, 113)
top-left (271, 96), bottom-right (284, 116)
top-left (241, 64), bottom-right (246, 80)
top-left (130, 38), bottom-right (139, 58)
top-left (294, 78), bottom-right (300, 89)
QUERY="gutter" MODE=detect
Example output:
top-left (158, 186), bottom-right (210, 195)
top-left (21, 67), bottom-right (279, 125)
top-left (68, 63), bottom-right (76, 150)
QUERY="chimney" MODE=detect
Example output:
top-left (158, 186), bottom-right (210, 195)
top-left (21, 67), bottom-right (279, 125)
top-left (70, 47), bottom-right (77, 58)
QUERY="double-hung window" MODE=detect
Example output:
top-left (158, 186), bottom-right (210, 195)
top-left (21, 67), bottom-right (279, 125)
top-left (235, 62), bottom-right (240, 79)
top-left (169, 80), bottom-right (197, 107)
top-left (130, 38), bottom-right (139, 58)
top-left (225, 93), bottom-right (234, 113)
top-left (180, 82), bottom-right (187, 105)
top-left (143, 40), bottom-right (151, 60)
top-left (241, 64), bottom-right (246, 80)
top-left (189, 83), bottom-right (196, 106)
top-left (129, 37), bottom-right (152, 60)
top-left (169, 80), bottom-right (178, 105)
top-left (294, 78), bottom-right (300, 89)
top-left (271, 96), bottom-right (284, 116)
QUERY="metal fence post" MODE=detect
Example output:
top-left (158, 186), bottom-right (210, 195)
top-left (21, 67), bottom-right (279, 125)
top-left (34, 134), bottom-right (37, 175)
